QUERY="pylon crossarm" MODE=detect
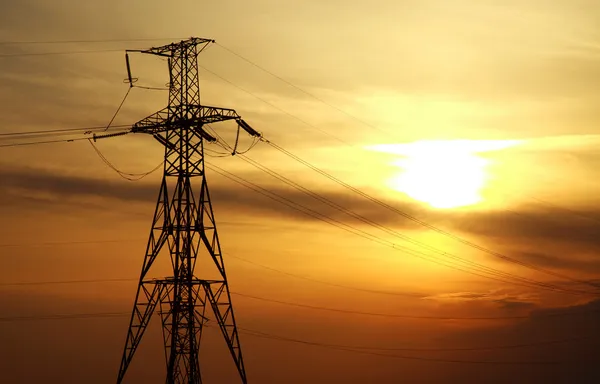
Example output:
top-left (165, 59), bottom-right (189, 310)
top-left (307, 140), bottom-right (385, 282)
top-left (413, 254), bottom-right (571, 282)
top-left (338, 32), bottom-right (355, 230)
top-left (131, 105), bottom-right (241, 135)
top-left (132, 37), bottom-right (214, 57)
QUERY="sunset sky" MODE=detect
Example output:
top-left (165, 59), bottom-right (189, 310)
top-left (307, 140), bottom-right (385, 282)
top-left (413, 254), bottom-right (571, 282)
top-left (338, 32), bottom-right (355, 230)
top-left (1, 1), bottom-right (600, 383)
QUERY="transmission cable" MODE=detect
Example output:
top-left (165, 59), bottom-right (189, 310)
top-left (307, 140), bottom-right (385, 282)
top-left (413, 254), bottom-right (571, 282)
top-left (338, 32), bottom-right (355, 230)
top-left (226, 253), bottom-right (422, 297)
top-left (0, 136), bottom-right (90, 148)
top-left (208, 161), bottom-right (594, 295)
top-left (0, 312), bottom-right (590, 364)
top-left (213, 45), bottom-right (599, 291)
top-left (215, 43), bottom-right (395, 139)
top-left (198, 64), bottom-right (350, 146)
top-left (263, 139), bottom-right (600, 292)
top-left (87, 139), bottom-right (162, 181)
top-left (235, 153), bottom-right (589, 295)
top-left (207, 159), bottom-right (596, 296)
top-left (0, 124), bottom-right (130, 138)
top-left (0, 37), bottom-right (187, 45)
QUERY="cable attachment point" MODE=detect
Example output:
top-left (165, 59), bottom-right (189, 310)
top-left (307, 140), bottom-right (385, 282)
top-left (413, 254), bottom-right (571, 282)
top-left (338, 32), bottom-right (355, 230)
top-left (92, 131), bottom-right (130, 141)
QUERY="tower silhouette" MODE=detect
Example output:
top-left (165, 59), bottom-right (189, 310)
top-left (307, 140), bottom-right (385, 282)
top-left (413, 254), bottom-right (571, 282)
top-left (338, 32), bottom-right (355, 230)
top-left (114, 37), bottom-right (259, 383)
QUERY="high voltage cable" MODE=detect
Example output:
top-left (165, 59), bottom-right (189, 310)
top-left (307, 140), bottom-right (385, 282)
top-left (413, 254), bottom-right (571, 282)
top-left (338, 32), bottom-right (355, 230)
top-left (0, 37), bottom-right (189, 58)
top-left (232, 291), bottom-right (600, 320)
top-left (200, 54), bottom-right (600, 294)
top-left (239, 327), bottom-right (576, 363)
top-left (235, 153), bottom-right (590, 295)
top-left (201, 54), bottom-right (600, 259)
top-left (210, 160), bottom-right (593, 295)
top-left (0, 310), bottom-right (587, 363)
top-left (0, 37), bottom-right (188, 45)
top-left (238, 328), bottom-right (593, 352)
top-left (0, 137), bottom-right (91, 147)
top-left (0, 124), bottom-right (130, 137)
top-left (206, 161), bottom-right (523, 290)
top-left (198, 64), bottom-right (350, 146)
top-left (0, 126), bottom-right (131, 148)
top-left (263, 140), bottom-right (600, 293)
top-left (88, 139), bottom-right (163, 181)
top-left (0, 239), bottom-right (139, 248)
top-left (0, 48), bottom-right (126, 57)
top-left (0, 238), bottom-right (425, 298)
top-left (206, 160), bottom-right (596, 296)
top-left (215, 43), bottom-right (396, 139)
top-left (0, 278), bottom-right (134, 286)
top-left (3, 266), bottom-right (600, 321)
top-left (214, 44), bottom-right (600, 291)
top-left (227, 253), bottom-right (423, 297)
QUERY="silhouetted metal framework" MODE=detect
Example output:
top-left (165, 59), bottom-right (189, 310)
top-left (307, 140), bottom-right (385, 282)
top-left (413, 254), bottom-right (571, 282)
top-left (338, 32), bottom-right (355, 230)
top-left (115, 37), bottom-right (258, 384)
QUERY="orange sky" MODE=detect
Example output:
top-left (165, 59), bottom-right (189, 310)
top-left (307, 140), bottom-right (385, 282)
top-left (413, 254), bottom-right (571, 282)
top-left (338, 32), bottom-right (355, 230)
top-left (1, 1), bottom-right (600, 383)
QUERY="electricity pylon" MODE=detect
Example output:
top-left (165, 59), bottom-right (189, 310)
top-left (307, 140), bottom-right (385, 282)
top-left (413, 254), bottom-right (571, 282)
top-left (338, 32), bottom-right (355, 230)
top-left (107, 37), bottom-right (260, 384)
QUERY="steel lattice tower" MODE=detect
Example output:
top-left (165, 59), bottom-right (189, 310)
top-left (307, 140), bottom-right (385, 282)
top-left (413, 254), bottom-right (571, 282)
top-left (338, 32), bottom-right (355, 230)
top-left (114, 37), bottom-right (259, 384)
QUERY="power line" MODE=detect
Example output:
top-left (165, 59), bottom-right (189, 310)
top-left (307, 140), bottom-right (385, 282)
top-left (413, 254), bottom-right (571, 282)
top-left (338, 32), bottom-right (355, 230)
top-left (214, 44), bottom-right (600, 292)
top-left (231, 291), bottom-right (600, 321)
top-left (0, 136), bottom-right (90, 147)
top-left (0, 238), bottom-right (427, 298)
top-left (0, 239), bottom-right (140, 248)
top-left (0, 38), bottom-right (190, 58)
top-left (235, 153), bottom-right (590, 295)
top-left (0, 48), bottom-right (125, 57)
top-left (263, 140), bottom-right (600, 293)
top-left (88, 139), bottom-right (163, 181)
top-left (215, 43), bottom-right (396, 139)
top-left (198, 54), bottom-right (600, 294)
top-left (0, 37), bottom-right (187, 45)
top-left (207, 160), bottom-right (594, 296)
top-left (198, 61), bottom-right (600, 239)
top-left (243, 333), bottom-right (593, 353)
top-left (0, 124), bottom-right (130, 137)
top-left (239, 328), bottom-right (568, 365)
top-left (198, 64), bottom-right (350, 146)
top-left (0, 312), bottom-right (128, 322)
top-left (0, 126), bottom-right (131, 148)
top-left (0, 278), bottom-right (134, 287)
top-left (4, 275), bottom-right (600, 321)
top-left (227, 253), bottom-right (423, 297)
top-left (0, 310), bottom-right (582, 364)
top-left (0, 276), bottom-right (513, 320)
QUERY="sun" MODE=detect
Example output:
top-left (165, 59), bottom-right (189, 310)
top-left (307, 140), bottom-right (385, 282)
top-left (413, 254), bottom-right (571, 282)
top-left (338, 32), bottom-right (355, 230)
top-left (369, 140), bottom-right (521, 209)
top-left (389, 153), bottom-right (486, 208)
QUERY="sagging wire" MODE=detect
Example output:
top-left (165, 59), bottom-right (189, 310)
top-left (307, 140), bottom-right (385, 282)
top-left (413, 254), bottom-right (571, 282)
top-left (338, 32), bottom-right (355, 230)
top-left (235, 135), bottom-right (261, 155)
top-left (87, 139), bottom-right (162, 181)
top-left (203, 123), bottom-right (262, 156)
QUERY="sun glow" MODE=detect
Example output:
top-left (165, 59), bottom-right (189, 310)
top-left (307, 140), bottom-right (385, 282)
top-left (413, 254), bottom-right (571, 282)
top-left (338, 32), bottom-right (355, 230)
top-left (369, 140), bottom-right (521, 209)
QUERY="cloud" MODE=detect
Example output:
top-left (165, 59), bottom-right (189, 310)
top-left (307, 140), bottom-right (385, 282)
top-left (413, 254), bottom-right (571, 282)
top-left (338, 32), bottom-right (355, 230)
top-left (2, 163), bottom-right (600, 279)
top-left (0, 164), bottom-right (428, 222)
top-left (423, 289), bottom-right (539, 310)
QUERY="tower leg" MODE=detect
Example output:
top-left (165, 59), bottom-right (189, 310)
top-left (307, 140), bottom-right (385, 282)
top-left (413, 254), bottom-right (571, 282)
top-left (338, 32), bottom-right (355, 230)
top-left (204, 281), bottom-right (247, 383)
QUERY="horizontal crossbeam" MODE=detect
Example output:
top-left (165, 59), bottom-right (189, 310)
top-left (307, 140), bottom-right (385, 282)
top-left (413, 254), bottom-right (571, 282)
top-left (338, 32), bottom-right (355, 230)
top-left (131, 105), bottom-right (241, 135)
